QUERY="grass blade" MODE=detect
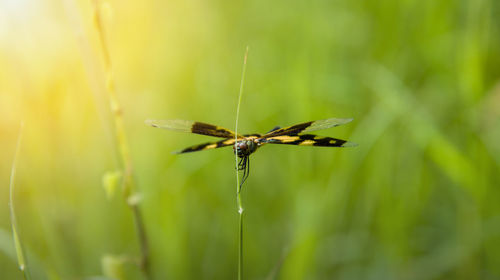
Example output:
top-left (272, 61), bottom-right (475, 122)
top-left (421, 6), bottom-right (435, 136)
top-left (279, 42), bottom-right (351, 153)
top-left (90, 1), bottom-right (151, 277)
top-left (235, 46), bottom-right (249, 280)
top-left (9, 122), bottom-right (32, 280)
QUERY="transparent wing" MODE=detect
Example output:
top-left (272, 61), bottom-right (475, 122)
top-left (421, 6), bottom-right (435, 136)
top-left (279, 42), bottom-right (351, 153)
top-left (145, 119), bottom-right (243, 138)
top-left (262, 118), bottom-right (353, 138)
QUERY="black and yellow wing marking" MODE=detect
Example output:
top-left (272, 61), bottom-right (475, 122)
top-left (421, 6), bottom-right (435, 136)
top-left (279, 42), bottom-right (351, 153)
top-left (174, 138), bottom-right (237, 154)
top-left (261, 134), bottom-right (356, 147)
top-left (145, 119), bottom-right (243, 138)
top-left (261, 118), bottom-right (353, 138)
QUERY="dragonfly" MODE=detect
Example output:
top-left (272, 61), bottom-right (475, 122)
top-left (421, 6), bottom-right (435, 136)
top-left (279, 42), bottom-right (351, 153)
top-left (145, 118), bottom-right (356, 185)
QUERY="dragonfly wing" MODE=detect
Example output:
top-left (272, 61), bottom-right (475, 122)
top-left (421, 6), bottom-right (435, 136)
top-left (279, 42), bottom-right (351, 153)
top-left (174, 138), bottom-right (237, 154)
top-left (262, 118), bottom-right (353, 138)
top-left (146, 119), bottom-right (243, 138)
top-left (261, 134), bottom-right (357, 147)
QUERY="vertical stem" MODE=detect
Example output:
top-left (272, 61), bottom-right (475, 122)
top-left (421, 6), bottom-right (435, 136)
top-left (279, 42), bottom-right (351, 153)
top-left (91, 1), bottom-right (150, 278)
top-left (9, 122), bottom-right (32, 280)
top-left (235, 46), bottom-right (249, 280)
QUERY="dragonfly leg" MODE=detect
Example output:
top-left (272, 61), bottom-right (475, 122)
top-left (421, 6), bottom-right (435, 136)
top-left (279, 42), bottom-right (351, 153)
top-left (238, 156), bottom-right (246, 170)
top-left (240, 156), bottom-right (250, 188)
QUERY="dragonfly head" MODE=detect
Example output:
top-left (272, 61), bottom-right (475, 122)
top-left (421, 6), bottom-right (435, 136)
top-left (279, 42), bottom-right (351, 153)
top-left (233, 140), bottom-right (257, 158)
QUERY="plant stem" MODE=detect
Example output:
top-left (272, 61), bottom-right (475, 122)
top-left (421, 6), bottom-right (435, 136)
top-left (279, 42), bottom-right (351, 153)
top-left (91, 1), bottom-right (151, 278)
top-left (9, 122), bottom-right (32, 280)
top-left (235, 46), bottom-right (249, 280)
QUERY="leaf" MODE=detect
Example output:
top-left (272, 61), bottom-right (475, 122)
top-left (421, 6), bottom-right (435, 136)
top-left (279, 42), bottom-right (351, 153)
top-left (101, 255), bottom-right (126, 280)
top-left (102, 170), bottom-right (123, 199)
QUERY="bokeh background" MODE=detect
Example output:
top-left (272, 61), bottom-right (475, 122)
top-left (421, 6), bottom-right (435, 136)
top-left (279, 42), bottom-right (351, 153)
top-left (1, 0), bottom-right (500, 279)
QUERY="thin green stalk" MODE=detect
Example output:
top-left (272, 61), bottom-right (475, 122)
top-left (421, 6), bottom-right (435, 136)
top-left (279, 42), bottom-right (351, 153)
top-left (9, 122), bottom-right (31, 280)
top-left (91, 1), bottom-right (151, 278)
top-left (235, 46), bottom-right (249, 280)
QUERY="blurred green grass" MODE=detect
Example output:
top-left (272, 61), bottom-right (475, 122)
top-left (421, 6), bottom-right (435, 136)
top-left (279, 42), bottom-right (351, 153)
top-left (1, 0), bottom-right (500, 279)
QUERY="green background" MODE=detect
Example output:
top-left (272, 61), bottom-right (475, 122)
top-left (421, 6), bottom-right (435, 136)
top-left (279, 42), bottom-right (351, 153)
top-left (1, 0), bottom-right (500, 279)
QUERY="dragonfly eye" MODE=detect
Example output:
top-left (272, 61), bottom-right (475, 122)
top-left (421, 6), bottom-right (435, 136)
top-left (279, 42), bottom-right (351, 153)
top-left (233, 141), bottom-right (250, 158)
top-left (239, 142), bottom-right (248, 150)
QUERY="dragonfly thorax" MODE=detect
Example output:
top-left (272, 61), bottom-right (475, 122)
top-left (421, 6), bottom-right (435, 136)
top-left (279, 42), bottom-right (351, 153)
top-left (233, 140), bottom-right (257, 158)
